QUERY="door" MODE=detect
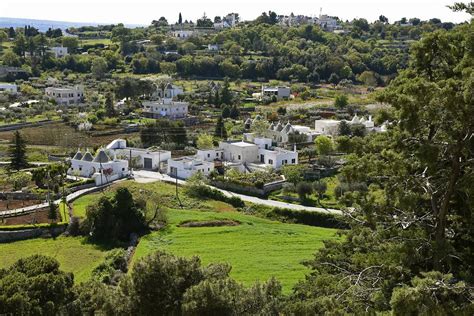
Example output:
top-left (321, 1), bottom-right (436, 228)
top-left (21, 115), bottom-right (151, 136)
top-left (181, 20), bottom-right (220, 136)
top-left (144, 158), bottom-right (152, 169)
top-left (260, 154), bottom-right (265, 163)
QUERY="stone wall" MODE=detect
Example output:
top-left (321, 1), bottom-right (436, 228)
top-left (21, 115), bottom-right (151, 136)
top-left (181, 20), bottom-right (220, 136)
top-left (0, 192), bottom-right (40, 200)
top-left (0, 225), bottom-right (67, 243)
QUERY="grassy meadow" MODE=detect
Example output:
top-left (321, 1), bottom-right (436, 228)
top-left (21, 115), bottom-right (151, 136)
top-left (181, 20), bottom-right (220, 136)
top-left (133, 208), bottom-right (338, 293)
top-left (1, 180), bottom-right (339, 292)
top-left (0, 236), bottom-right (110, 282)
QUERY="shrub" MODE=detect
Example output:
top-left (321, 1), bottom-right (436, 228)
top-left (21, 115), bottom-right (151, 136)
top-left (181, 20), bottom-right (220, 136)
top-left (92, 249), bottom-right (128, 285)
top-left (296, 182), bottom-right (313, 200)
top-left (81, 187), bottom-right (147, 242)
top-left (269, 208), bottom-right (348, 229)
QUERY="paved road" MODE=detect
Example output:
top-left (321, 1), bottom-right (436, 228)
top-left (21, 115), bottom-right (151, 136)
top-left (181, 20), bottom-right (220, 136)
top-left (133, 170), bottom-right (342, 215)
top-left (1, 171), bottom-right (343, 218)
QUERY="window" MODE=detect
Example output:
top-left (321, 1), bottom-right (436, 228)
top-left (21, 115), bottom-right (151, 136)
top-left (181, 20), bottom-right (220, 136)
top-left (291, 158), bottom-right (296, 163)
top-left (268, 159), bottom-right (273, 165)
top-left (122, 168), bottom-right (125, 171)
top-left (238, 155), bottom-right (241, 160)
top-left (79, 167), bottom-right (82, 171)
top-left (207, 153), bottom-right (210, 158)
top-left (216, 153), bottom-right (219, 157)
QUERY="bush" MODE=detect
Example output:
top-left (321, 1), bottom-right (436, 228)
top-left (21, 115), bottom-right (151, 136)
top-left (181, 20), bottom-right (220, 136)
top-left (296, 182), bottom-right (313, 200)
top-left (185, 182), bottom-right (245, 208)
top-left (92, 249), bottom-right (128, 285)
top-left (335, 182), bottom-right (368, 198)
top-left (269, 208), bottom-right (348, 229)
top-left (81, 187), bottom-right (147, 242)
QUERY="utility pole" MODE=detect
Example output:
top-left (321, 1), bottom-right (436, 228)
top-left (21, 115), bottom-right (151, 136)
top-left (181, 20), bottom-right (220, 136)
top-left (175, 168), bottom-right (182, 207)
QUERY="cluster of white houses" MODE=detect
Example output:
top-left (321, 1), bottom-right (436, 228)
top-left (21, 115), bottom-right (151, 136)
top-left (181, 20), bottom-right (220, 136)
top-left (168, 137), bottom-right (298, 179)
top-left (246, 114), bottom-right (386, 143)
top-left (68, 135), bottom-right (298, 184)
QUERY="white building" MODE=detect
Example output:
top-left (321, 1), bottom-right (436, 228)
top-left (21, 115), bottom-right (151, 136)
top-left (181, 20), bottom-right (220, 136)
top-left (0, 83), bottom-right (18, 93)
top-left (196, 148), bottom-right (224, 162)
top-left (314, 15), bottom-right (340, 31)
top-left (314, 115), bottom-right (378, 136)
top-left (152, 83), bottom-right (183, 99)
top-left (142, 99), bottom-right (188, 119)
top-left (45, 86), bottom-right (84, 105)
top-left (167, 157), bottom-right (214, 179)
top-left (168, 137), bottom-right (298, 179)
top-left (68, 149), bottom-right (129, 185)
top-left (106, 139), bottom-right (171, 171)
top-left (245, 119), bottom-right (319, 144)
top-left (207, 44), bottom-right (220, 51)
top-left (261, 86), bottom-right (291, 100)
top-left (266, 121), bottom-right (319, 144)
top-left (314, 119), bottom-right (341, 136)
top-left (50, 47), bottom-right (68, 58)
top-left (172, 30), bottom-right (195, 39)
top-left (218, 138), bottom-right (298, 170)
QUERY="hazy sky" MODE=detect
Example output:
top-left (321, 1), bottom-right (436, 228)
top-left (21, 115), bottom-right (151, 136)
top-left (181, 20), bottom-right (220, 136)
top-left (2, 0), bottom-right (471, 25)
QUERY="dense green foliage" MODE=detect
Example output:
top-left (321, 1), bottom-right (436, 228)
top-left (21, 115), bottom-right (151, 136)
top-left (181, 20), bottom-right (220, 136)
top-left (81, 187), bottom-right (147, 242)
top-left (0, 255), bottom-right (74, 315)
top-left (285, 20), bottom-right (474, 314)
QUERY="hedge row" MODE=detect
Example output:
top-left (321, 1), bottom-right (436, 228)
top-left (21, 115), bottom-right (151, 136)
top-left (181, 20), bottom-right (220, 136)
top-left (0, 222), bottom-right (68, 231)
top-left (269, 207), bottom-right (349, 229)
top-left (187, 184), bottom-right (245, 208)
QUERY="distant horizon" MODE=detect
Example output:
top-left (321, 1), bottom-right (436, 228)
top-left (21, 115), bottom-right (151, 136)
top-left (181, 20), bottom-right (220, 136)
top-left (2, 0), bottom-right (472, 26)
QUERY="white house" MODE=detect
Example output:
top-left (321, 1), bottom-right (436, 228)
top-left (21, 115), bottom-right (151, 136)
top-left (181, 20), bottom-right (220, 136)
top-left (68, 149), bottom-right (129, 185)
top-left (152, 83), bottom-right (183, 99)
top-left (314, 14), bottom-right (340, 31)
top-left (172, 30), bottom-right (195, 39)
top-left (314, 119), bottom-right (341, 136)
top-left (50, 46), bottom-right (68, 58)
top-left (207, 44), bottom-right (220, 51)
top-left (266, 121), bottom-right (319, 144)
top-left (245, 120), bottom-right (319, 144)
top-left (142, 99), bottom-right (188, 119)
top-left (196, 149), bottom-right (224, 162)
top-left (218, 138), bottom-right (298, 170)
top-left (261, 86), bottom-right (291, 100)
top-left (45, 86), bottom-right (84, 105)
top-left (314, 115), bottom-right (378, 136)
top-left (167, 157), bottom-right (214, 179)
top-left (0, 83), bottom-right (18, 93)
top-left (106, 139), bottom-right (171, 171)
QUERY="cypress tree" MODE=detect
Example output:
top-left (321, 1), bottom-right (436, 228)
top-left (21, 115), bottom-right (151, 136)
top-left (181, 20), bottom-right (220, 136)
top-left (9, 131), bottom-right (28, 171)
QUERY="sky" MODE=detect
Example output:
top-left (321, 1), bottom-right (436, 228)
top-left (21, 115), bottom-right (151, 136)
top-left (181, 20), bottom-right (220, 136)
top-left (2, 0), bottom-right (471, 25)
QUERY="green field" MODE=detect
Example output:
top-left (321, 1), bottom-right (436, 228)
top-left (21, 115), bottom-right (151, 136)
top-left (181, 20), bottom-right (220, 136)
top-left (0, 237), bottom-right (110, 283)
top-left (2, 180), bottom-right (338, 292)
top-left (133, 208), bottom-right (338, 293)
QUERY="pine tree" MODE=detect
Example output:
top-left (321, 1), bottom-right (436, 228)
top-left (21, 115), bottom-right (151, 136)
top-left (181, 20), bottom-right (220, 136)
top-left (229, 105), bottom-right (240, 119)
top-left (214, 116), bottom-right (227, 139)
top-left (222, 106), bottom-right (231, 118)
top-left (9, 131), bottom-right (28, 171)
top-left (48, 201), bottom-right (58, 222)
top-left (178, 13), bottom-right (183, 25)
top-left (214, 90), bottom-right (220, 107)
top-left (105, 92), bottom-right (116, 117)
top-left (220, 77), bottom-right (232, 105)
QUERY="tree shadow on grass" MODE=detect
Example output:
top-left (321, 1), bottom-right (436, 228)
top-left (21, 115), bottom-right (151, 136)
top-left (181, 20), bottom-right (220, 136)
top-left (80, 238), bottom-right (123, 252)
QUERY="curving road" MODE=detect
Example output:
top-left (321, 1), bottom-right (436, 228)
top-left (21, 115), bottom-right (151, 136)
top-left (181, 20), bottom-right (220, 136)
top-left (133, 170), bottom-right (343, 215)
